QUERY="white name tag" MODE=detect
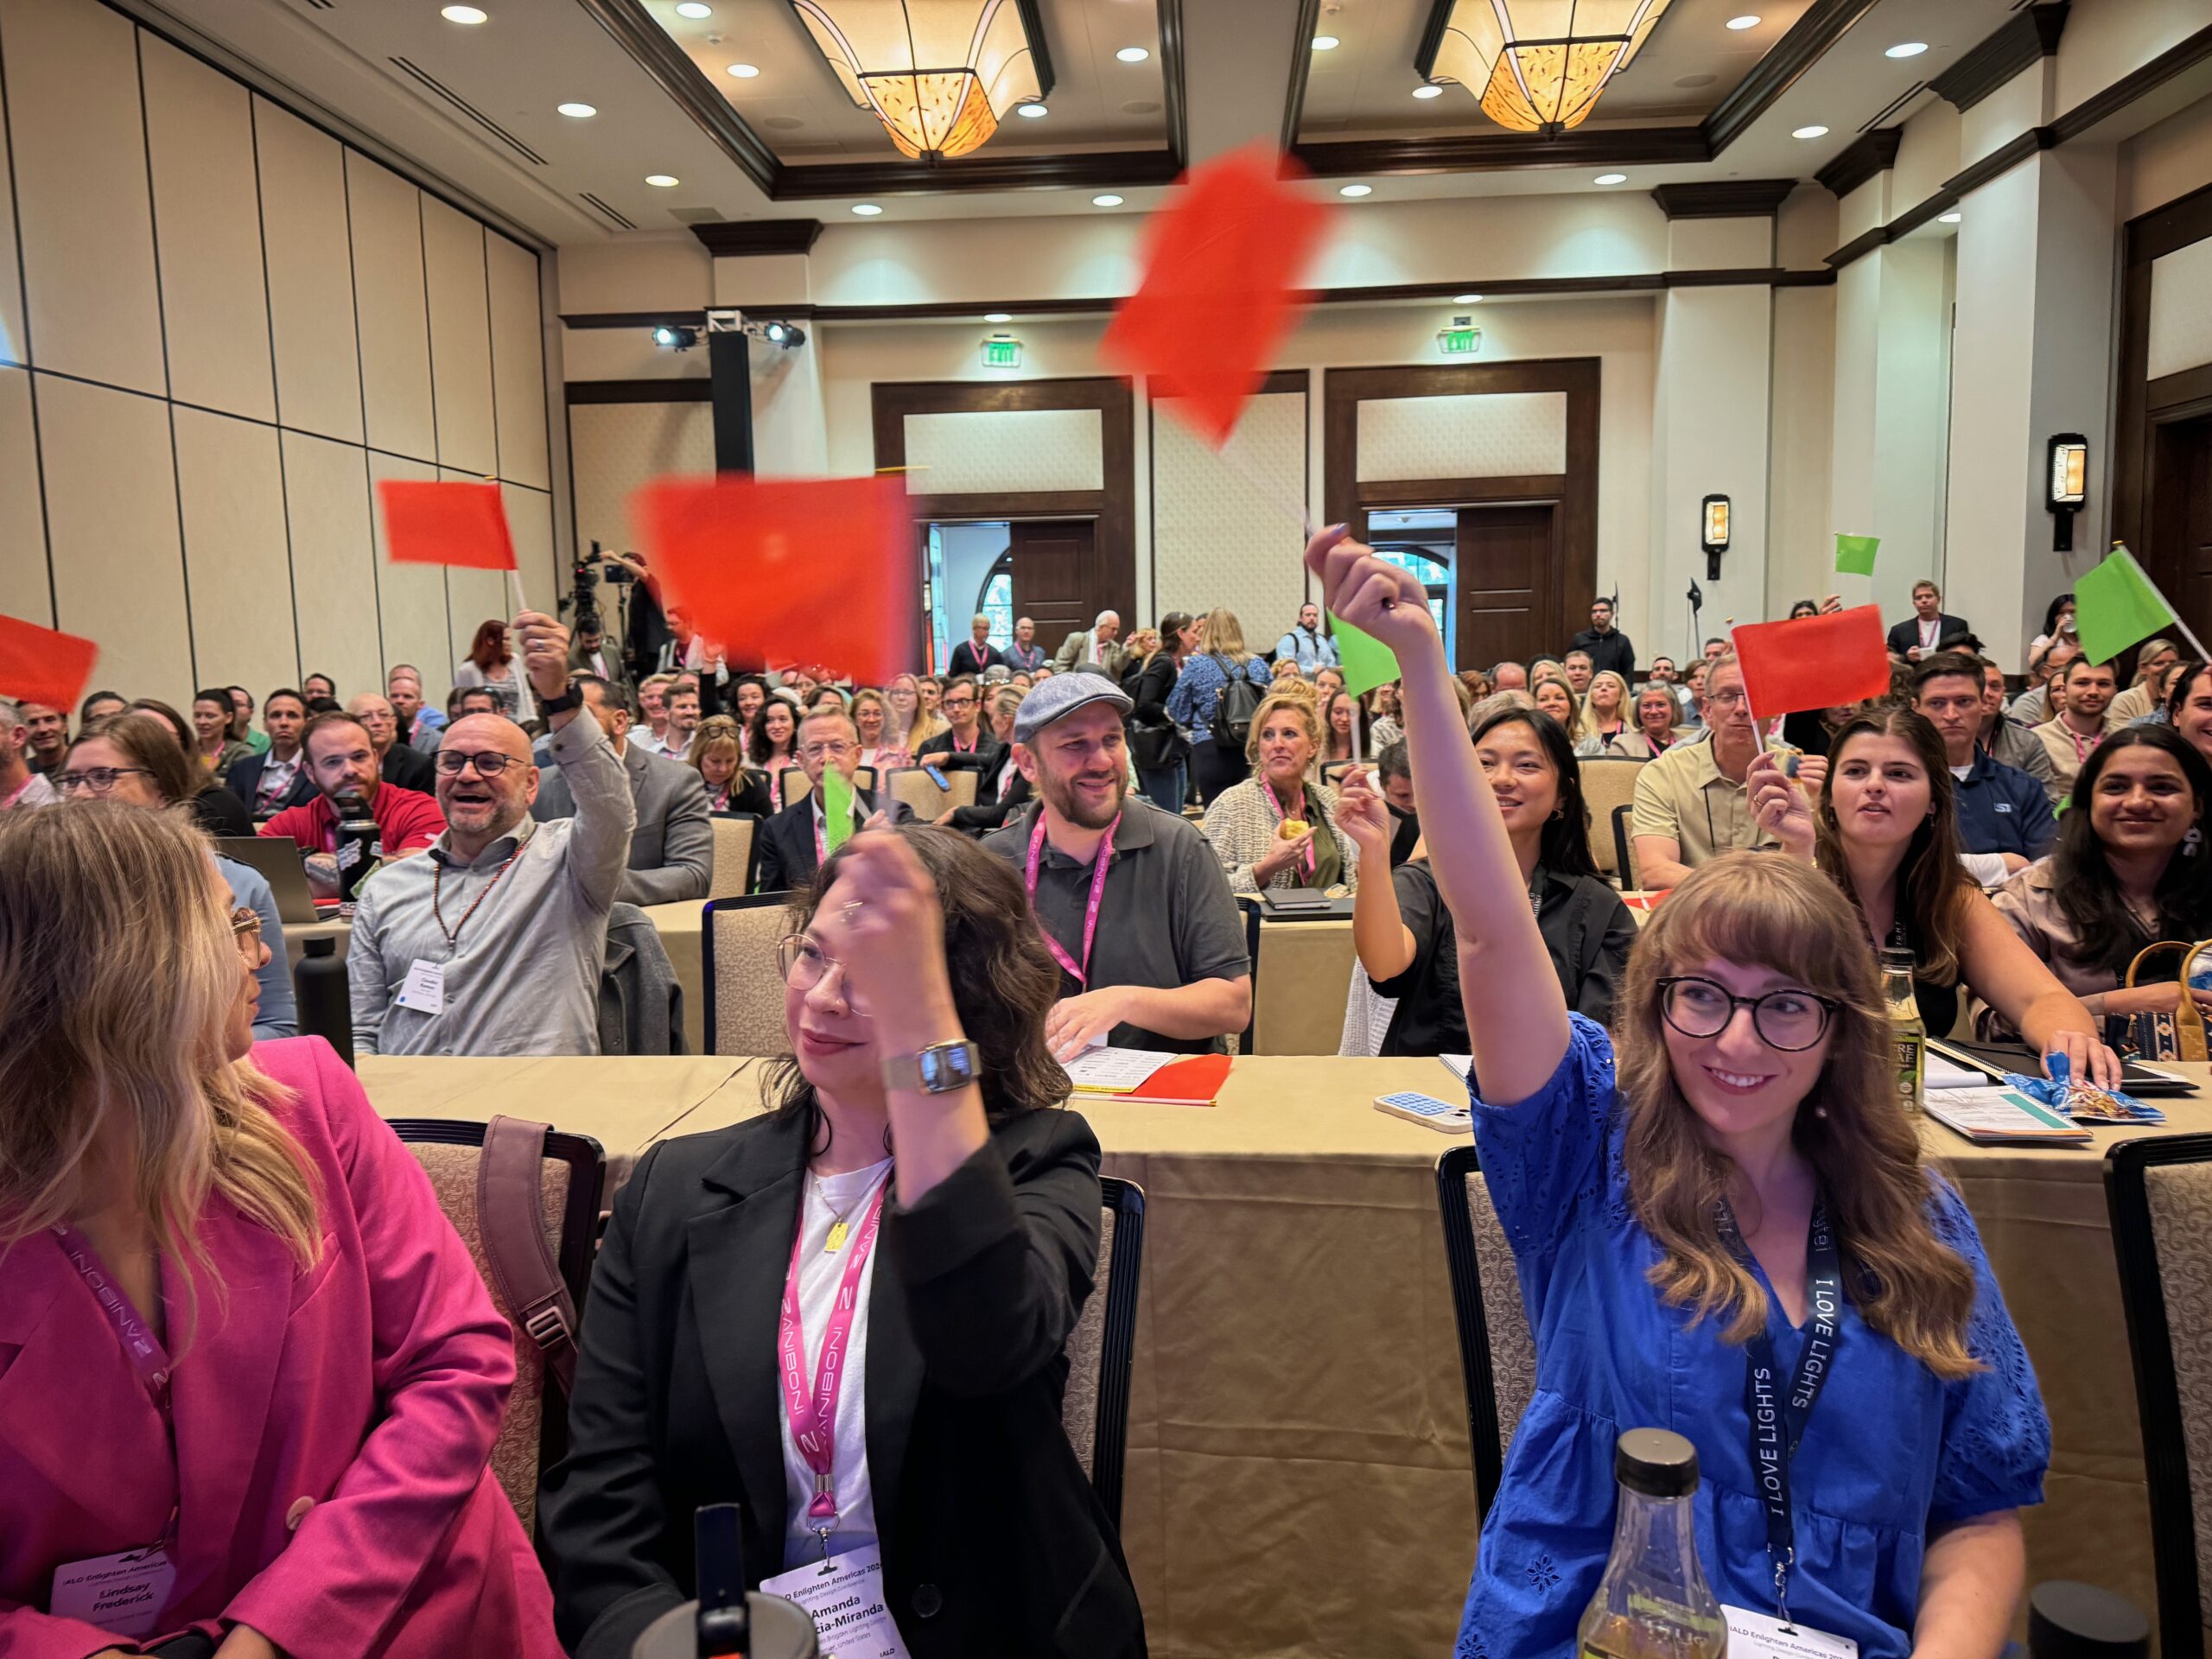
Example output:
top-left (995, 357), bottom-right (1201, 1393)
top-left (395, 958), bottom-right (446, 1014)
top-left (761, 1546), bottom-right (912, 1659)
top-left (1723, 1604), bottom-right (1859, 1659)
top-left (51, 1546), bottom-right (176, 1639)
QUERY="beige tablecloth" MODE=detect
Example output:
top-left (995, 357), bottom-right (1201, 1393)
top-left (358, 1052), bottom-right (2212, 1658)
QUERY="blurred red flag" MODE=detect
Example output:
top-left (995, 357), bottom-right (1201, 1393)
top-left (632, 474), bottom-right (912, 685)
top-left (1100, 142), bottom-right (1332, 448)
top-left (1730, 605), bottom-right (1891, 717)
top-left (0, 613), bottom-right (98, 713)
top-left (376, 480), bottom-right (516, 569)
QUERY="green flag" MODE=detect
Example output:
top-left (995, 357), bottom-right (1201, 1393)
top-left (1332, 614), bottom-right (1401, 698)
top-left (1834, 532), bottom-right (1880, 577)
top-left (821, 765), bottom-right (855, 853)
top-left (2075, 545), bottom-right (2177, 667)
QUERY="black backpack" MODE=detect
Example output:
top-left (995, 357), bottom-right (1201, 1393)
top-left (1214, 657), bottom-right (1264, 747)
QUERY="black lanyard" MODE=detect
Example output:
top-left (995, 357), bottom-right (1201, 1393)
top-left (1718, 1199), bottom-right (1843, 1627)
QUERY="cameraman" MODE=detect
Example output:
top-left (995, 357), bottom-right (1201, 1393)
top-left (568, 610), bottom-right (635, 709)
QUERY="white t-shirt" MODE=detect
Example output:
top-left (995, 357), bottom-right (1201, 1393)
top-left (779, 1157), bottom-right (893, 1571)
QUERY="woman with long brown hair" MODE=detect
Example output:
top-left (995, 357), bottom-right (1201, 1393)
top-left (453, 618), bottom-right (536, 723)
top-left (1306, 525), bottom-right (2045, 1659)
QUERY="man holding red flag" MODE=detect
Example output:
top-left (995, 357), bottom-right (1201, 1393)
top-left (1630, 655), bottom-right (1785, 888)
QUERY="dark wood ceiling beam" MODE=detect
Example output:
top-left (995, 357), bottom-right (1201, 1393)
top-left (1930, 3), bottom-right (2069, 112)
top-left (690, 219), bottom-right (823, 257)
top-left (1815, 128), bottom-right (1902, 197)
top-left (1649, 179), bottom-right (1798, 219)
top-left (1292, 124), bottom-right (1708, 177)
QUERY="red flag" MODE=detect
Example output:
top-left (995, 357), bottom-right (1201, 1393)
top-left (1730, 605), bottom-right (1891, 717)
top-left (0, 613), bottom-right (98, 714)
top-left (1100, 142), bottom-right (1332, 448)
top-left (632, 474), bottom-right (912, 686)
top-left (376, 480), bottom-right (516, 570)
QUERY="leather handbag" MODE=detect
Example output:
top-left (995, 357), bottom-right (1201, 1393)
top-left (477, 1115), bottom-right (580, 1396)
top-left (2117, 940), bottom-right (2212, 1062)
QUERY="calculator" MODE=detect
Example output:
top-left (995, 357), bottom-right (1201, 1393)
top-left (1374, 1090), bottom-right (1474, 1134)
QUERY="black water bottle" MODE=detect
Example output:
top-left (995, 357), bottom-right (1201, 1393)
top-left (2028, 1582), bottom-right (2150, 1659)
top-left (294, 936), bottom-right (353, 1069)
top-left (333, 795), bottom-right (380, 904)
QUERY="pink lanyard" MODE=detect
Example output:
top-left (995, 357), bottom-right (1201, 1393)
top-left (1262, 782), bottom-right (1316, 879)
top-left (952, 729), bottom-right (977, 753)
top-left (778, 1179), bottom-right (889, 1539)
top-left (1025, 811), bottom-right (1119, 985)
top-left (2065, 725), bottom-right (2101, 764)
top-left (53, 1224), bottom-right (173, 1420)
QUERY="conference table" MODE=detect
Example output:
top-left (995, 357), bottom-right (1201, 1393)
top-left (355, 1048), bottom-right (2211, 1658)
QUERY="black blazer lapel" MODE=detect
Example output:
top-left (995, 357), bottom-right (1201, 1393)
top-left (862, 1236), bottom-right (923, 1522)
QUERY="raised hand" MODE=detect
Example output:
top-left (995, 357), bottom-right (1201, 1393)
top-left (1333, 764), bottom-right (1392, 856)
top-left (1747, 748), bottom-right (1816, 860)
top-left (512, 609), bottom-right (573, 702)
top-left (1302, 526), bottom-right (1436, 657)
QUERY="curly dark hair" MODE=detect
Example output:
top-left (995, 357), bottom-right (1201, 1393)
top-left (763, 825), bottom-right (1071, 1160)
top-left (2052, 725), bottom-right (2212, 979)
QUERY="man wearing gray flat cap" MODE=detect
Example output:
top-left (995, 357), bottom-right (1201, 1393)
top-left (984, 674), bottom-right (1251, 1060)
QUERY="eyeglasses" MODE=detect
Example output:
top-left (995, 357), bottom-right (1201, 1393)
top-left (1655, 976), bottom-right (1838, 1052)
top-left (229, 906), bottom-right (264, 960)
top-left (1706, 690), bottom-right (1749, 710)
top-left (55, 766), bottom-right (151, 796)
top-left (435, 749), bottom-right (519, 777)
top-left (777, 932), bottom-right (871, 1017)
top-left (798, 741), bottom-right (855, 761)
top-left (943, 696), bottom-right (976, 710)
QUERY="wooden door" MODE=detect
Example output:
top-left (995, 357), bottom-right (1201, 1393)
top-left (1453, 503), bottom-right (1557, 670)
top-left (2148, 413), bottom-right (2212, 647)
top-left (1009, 520), bottom-right (1099, 652)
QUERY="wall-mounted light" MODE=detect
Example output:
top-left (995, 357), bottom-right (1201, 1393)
top-left (2047, 433), bottom-right (2087, 551)
top-left (1700, 493), bottom-right (1731, 579)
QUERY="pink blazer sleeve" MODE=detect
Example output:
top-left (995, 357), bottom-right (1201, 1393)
top-left (0, 1604), bottom-right (138, 1658)
top-left (221, 1042), bottom-right (516, 1655)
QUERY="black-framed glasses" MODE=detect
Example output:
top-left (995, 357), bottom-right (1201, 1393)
top-left (435, 748), bottom-right (519, 777)
top-left (1654, 976), bottom-right (1838, 1052)
top-left (777, 932), bottom-right (872, 1018)
top-left (55, 766), bottom-right (151, 796)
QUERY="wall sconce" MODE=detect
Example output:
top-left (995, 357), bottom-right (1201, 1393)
top-left (1700, 493), bottom-right (1731, 580)
top-left (2047, 433), bottom-right (2087, 551)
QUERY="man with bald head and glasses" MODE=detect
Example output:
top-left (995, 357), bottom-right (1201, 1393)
top-left (347, 609), bottom-right (635, 1057)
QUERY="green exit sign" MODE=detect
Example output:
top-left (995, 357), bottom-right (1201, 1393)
top-left (982, 334), bottom-right (1022, 368)
top-left (1438, 325), bottom-right (1481, 357)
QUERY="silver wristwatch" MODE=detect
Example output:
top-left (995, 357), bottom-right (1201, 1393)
top-left (881, 1039), bottom-right (981, 1096)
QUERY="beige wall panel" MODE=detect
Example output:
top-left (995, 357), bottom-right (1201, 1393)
top-left (346, 155), bottom-right (435, 464)
top-left (422, 198), bottom-right (496, 476)
top-left (0, 368), bottom-right (48, 622)
top-left (256, 99), bottom-right (361, 443)
top-left (504, 482), bottom-right (557, 620)
top-left (367, 452), bottom-right (451, 703)
top-left (487, 234), bottom-right (550, 491)
top-left (175, 406), bottom-right (295, 695)
top-left (39, 375), bottom-right (188, 702)
top-left (569, 399), bottom-right (714, 557)
top-left (139, 36), bottom-right (273, 423)
top-left (441, 468), bottom-right (510, 669)
top-left (0, 48), bottom-right (24, 368)
top-left (1, 0), bottom-right (165, 394)
top-left (281, 430), bottom-right (382, 700)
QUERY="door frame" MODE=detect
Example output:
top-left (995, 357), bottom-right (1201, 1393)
top-left (1322, 360), bottom-right (1600, 657)
top-left (1449, 499), bottom-right (1567, 671)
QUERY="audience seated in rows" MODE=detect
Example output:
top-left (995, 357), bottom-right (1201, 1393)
top-left (226, 688), bottom-right (315, 821)
top-left (531, 674), bottom-right (710, 907)
top-left (260, 712), bottom-right (446, 899)
top-left (346, 692), bottom-right (437, 794)
top-left (1201, 693), bottom-right (1359, 896)
top-left (755, 707), bottom-right (912, 893)
top-left (132, 698), bottom-right (257, 837)
top-left (1908, 652), bottom-right (2056, 877)
top-left (1630, 654), bottom-right (1790, 887)
top-left (2031, 655), bottom-right (2119, 797)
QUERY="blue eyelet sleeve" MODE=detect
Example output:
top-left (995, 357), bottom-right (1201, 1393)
top-left (1467, 1014), bottom-right (1620, 1268)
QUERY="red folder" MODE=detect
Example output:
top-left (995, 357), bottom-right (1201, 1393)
top-left (1116, 1053), bottom-right (1233, 1108)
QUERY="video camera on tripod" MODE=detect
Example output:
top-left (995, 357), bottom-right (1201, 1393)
top-left (564, 540), bottom-right (639, 639)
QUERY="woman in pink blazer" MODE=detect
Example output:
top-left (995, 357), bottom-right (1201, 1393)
top-left (0, 803), bottom-right (558, 1659)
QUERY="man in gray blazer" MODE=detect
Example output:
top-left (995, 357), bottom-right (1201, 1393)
top-left (1052, 609), bottom-right (1128, 681)
top-left (531, 673), bottom-right (711, 906)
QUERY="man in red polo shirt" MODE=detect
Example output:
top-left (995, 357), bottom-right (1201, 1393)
top-left (261, 711), bottom-right (447, 898)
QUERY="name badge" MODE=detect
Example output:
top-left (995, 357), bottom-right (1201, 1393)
top-left (761, 1546), bottom-right (912, 1659)
top-left (1723, 1604), bottom-right (1859, 1659)
top-left (51, 1546), bottom-right (176, 1639)
top-left (395, 959), bottom-right (446, 1014)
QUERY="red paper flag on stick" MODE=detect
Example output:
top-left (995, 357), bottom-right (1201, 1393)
top-left (0, 613), bottom-right (98, 715)
top-left (1100, 142), bottom-right (1332, 448)
top-left (376, 480), bottom-right (517, 571)
top-left (1730, 605), bottom-right (1891, 718)
top-left (632, 474), bottom-right (912, 687)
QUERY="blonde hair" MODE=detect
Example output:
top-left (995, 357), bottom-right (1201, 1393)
top-left (850, 687), bottom-right (888, 738)
top-left (1200, 607), bottom-right (1250, 663)
top-left (0, 805), bottom-right (323, 1310)
top-left (888, 672), bottom-right (948, 748)
top-left (1615, 853), bottom-right (1980, 1378)
top-left (685, 715), bottom-right (744, 772)
top-left (1243, 691), bottom-right (1323, 766)
top-left (1585, 670), bottom-right (1632, 727)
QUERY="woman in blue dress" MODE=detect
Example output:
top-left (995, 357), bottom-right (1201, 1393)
top-left (1303, 527), bottom-right (2049, 1659)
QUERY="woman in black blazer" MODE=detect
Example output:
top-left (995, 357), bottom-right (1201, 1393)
top-left (540, 826), bottom-right (1144, 1659)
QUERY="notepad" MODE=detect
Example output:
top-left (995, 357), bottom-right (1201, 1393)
top-left (1923, 1056), bottom-right (1991, 1091)
top-left (1921, 1087), bottom-right (2094, 1147)
top-left (1064, 1047), bottom-right (1173, 1095)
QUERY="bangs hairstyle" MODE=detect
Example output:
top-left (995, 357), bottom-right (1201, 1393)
top-left (1815, 707), bottom-right (1974, 987)
top-left (0, 805), bottom-right (322, 1314)
top-left (763, 826), bottom-right (1070, 1155)
top-left (1617, 853), bottom-right (1980, 1378)
top-left (1470, 702), bottom-right (1599, 880)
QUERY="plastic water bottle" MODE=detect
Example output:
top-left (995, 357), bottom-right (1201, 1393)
top-left (293, 936), bottom-right (353, 1068)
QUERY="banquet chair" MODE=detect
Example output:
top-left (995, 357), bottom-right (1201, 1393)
top-left (703, 892), bottom-right (797, 1058)
top-left (1320, 760), bottom-right (1353, 788)
top-left (1435, 1143), bottom-right (1536, 1517)
top-left (885, 765), bottom-right (979, 818)
top-left (779, 766), bottom-right (810, 810)
top-left (1576, 759), bottom-right (1643, 887)
top-left (389, 1118), bottom-right (605, 1534)
top-left (2106, 1134), bottom-right (2212, 1658)
top-left (1231, 898), bottom-right (1265, 1055)
top-left (1063, 1178), bottom-right (1147, 1527)
top-left (706, 813), bottom-right (757, 900)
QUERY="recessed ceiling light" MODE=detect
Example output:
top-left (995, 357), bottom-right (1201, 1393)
top-left (1792, 124), bottom-right (1828, 139)
top-left (727, 61), bottom-right (760, 77)
top-left (1453, 293), bottom-right (1483, 303)
top-left (675, 2), bottom-right (711, 16)
top-left (1313, 35), bottom-right (1339, 49)
top-left (1726, 14), bottom-right (1760, 29)
top-left (1339, 183), bottom-right (1372, 197)
top-left (556, 101), bottom-right (596, 118)
top-left (1015, 102), bottom-right (1048, 118)
top-left (1413, 85), bottom-right (1444, 99)
top-left (440, 4), bottom-right (487, 22)
top-left (645, 174), bottom-right (678, 188)
top-left (1593, 172), bottom-right (1628, 185)
top-left (985, 312), bottom-right (1013, 322)
top-left (1116, 46), bottom-right (1149, 62)
top-left (1938, 211), bottom-right (1961, 224)
top-left (851, 202), bottom-right (883, 215)
top-left (1885, 41), bottom-right (1928, 57)
top-left (1093, 194), bottom-right (1124, 207)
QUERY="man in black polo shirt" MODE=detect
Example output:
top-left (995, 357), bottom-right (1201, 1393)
top-left (985, 675), bottom-right (1251, 1059)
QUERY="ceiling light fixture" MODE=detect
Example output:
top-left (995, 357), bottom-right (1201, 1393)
top-left (1938, 211), bottom-right (1961, 224)
top-left (1093, 194), bottom-right (1124, 207)
top-left (1792, 124), bottom-right (1828, 138)
top-left (440, 3), bottom-right (487, 22)
top-left (1726, 14), bottom-right (1759, 29)
top-left (1015, 101), bottom-right (1048, 117)
top-left (1116, 46), bottom-right (1150, 62)
top-left (556, 101), bottom-right (597, 118)
top-left (675, 2), bottom-right (711, 16)
top-left (1593, 172), bottom-right (1628, 185)
top-left (792, 1), bottom-right (1048, 160)
top-left (1427, 0), bottom-right (1675, 132)
top-left (984, 312), bottom-right (1012, 322)
top-left (1413, 84), bottom-right (1444, 98)
top-left (1885, 41), bottom-right (1928, 57)
top-left (1454, 293), bottom-right (1483, 303)
top-left (851, 202), bottom-right (884, 215)
top-left (1313, 35), bottom-right (1339, 49)
top-left (727, 61), bottom-right (760, 77)
top-left (1339, 183), bottom-right (1373, 197)
top-left (645, 174), bottom-right (678, 187)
